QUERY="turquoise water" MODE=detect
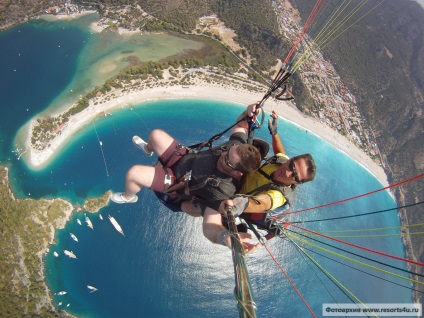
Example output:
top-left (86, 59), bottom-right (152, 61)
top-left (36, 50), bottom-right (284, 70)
top-left (41, 100), bottom-right (409, 318)
top-left (1, 16), bottom-right (412, 318)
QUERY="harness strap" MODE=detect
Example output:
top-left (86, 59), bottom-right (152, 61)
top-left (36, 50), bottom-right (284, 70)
top-left (257, 167), bottom-right (272, 180)
top-left (194, 115), bottom-right (250, 152)
top-left (161, 143), bottom-right (186, 168)
top-left (244, 164), bottom-right (274, 196)
top-left (164, 173), bottom-right (226, 204)
top-left (163, 170), bottom-right (191, 194)
top-left (245, 182), bottom-right (280, 196)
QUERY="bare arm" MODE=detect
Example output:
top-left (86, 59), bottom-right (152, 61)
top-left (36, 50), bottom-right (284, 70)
top-left (203, 204), bottom-right (259, 253)
top-left (272, 134), bottom-right (285, 154)
top-left (232, 102), bottom-right (261, 135)
top-left (268, 110), bottom-right (286, 155)
top-left (202, 207), bottom-right (228, 244)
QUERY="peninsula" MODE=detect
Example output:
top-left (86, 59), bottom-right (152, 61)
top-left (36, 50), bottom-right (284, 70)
top-left (25, 70), bottom-right (389, 188)
top-left (2, 0), bottom-right (423, 314)
top-left (0, 165), bottom-right (111, 316)
top-left (24, 6), bottom-right (389, 187)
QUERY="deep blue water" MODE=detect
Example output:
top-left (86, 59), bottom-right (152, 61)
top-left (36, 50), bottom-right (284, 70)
top-left (0, 17), bottom-right (412, 318)
top-left (0, 19), bottom-right (90, 161)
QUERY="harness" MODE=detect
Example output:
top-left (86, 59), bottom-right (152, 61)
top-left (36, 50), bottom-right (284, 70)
top-left (155, 143), bottom-right (238, 208)
top-left (237, 155), bottom-right (296, 238)
top-left (244, 155), bottom-right (296, 206)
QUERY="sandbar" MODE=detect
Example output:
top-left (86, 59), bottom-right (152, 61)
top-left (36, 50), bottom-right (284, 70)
top-left (24, 80), bottom-right (389, 188)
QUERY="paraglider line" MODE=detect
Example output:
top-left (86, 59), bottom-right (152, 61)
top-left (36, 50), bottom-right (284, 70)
top-left (92, 123), bottom-right (109, 177)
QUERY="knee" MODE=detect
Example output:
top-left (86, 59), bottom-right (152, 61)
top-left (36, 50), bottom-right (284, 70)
top-left (126, 165), bottom-right (141, 181)
top-left (148, 129), bottom-right (166, 144)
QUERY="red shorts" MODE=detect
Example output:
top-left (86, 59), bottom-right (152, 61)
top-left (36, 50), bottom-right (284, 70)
top-left (149, 139), bottom-right (189, 192)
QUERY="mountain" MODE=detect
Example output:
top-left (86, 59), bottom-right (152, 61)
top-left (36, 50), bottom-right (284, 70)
top-left (290, 0), bottom-right (424, 302)
top-left (0, 0), bottom-right (63, 30)
top-left (1, 0), bottom-right (423, 300)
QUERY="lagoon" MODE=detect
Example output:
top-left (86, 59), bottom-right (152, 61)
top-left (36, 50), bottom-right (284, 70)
top-left (0, 15), bottom-right (411, 318)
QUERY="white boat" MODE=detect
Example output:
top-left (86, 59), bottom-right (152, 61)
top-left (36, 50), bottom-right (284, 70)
top-left (108, 215), bottom-right (125, 236)
top-left (99, 214), bottom-right (103, 220)
top-left (53, 251), bottom-right (59, 257)
top-left (87, 285), bottom-right (98, 293)
top-left (85, 215), bottom-right (93, 229)
top-left (77, 219), bottom-right (82, 225)
top-left (67, 303), bottom-right (70, 307)
top-left (56, 291), bottom-right (67, 296)
top-left (64, 250), bottom-right (77, 259)
top-left (70, 233), bottom-right (78, 242)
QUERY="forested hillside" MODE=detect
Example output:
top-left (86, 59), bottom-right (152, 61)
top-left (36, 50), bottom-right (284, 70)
top-left (1, 0), bottom-right (422, 301)
top-left (0, 0), bottom-right (63, 30)
top-left (290, 0), bottom-right (424, 302)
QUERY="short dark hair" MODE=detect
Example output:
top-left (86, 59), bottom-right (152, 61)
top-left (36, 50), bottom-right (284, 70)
top-left (293, 153), bottom-right (316, 182)
top-left (236, 144), bottom-right (262, 174)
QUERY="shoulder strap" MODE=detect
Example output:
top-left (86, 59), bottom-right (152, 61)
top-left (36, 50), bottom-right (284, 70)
top-left (255, 155), bottom-right (288, 182)
top-left (245, 156), bottom-right (295, 205)
top-left (257, 167), bottom-right (271, 180)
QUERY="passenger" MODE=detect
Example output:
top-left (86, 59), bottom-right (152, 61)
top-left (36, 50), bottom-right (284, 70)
top-left (111, 103), bottom-right (262, 224)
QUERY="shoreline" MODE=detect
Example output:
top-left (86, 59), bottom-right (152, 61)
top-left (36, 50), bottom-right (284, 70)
top-left (23, 81), bottom-right (389, 188)
top-left (22, 11), bottom-right (389, 188)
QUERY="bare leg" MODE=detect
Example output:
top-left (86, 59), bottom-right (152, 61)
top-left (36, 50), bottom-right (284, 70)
top-left (145, 129), bottom-right (175, 157)
top-left (122, 165), bottom-right (156, 200)
top-left (121, 129), bottom-right (176, 200)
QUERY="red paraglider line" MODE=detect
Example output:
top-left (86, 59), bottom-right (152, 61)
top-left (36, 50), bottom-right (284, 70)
top-left (284, 0), bottom-right (327, 64)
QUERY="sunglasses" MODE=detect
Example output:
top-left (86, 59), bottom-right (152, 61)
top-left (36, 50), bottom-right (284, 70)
top-left (225, 149), bottom-right (237, 170)
top-left (289, 159), bottom-right (302, 183)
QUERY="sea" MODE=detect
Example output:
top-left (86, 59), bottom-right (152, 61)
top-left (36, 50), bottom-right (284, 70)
top-left (0, 14), bottom-right (413, 318)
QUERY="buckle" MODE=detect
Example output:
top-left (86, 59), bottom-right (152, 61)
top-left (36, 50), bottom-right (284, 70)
top-left (184, 170), bottom-right (192, 181)
top-left (208, 178), bottom-right (220, 187)
top-left (189, 148), bottom-right (198, 155)
top-left (164, 174), bottom-right (172, 185)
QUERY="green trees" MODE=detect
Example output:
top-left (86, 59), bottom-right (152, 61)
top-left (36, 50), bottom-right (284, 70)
top-left (0, 166), bottom-right (70, 317)
top-left (0, 166), bottom-right (112, 316)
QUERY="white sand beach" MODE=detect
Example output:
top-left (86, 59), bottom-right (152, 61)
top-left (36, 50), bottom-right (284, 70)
top-left (25, 82), bottom-right (389, 187)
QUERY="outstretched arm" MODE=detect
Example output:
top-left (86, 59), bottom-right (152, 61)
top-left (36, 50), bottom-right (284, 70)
top-left (202, 203), bottom-right (259, 254)
top-left (232, 102), bottom-right (261, 135)
top-left (268, 110), bottom-right (285, 155)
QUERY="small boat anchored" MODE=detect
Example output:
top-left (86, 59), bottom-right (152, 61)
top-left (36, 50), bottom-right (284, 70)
top-left (70, 233), bottom-right (78, 242)
top-left (55, 291), bottom-right (67, 296)
top-left (12, 147), bottom-right (27, 160)
top-left (87, 285), bottom-right (98, 293)
top-left (85, 215), bottom-right (93, 229)
top-left (64, 250), bottom-right (77, 259)
top-left (108, 215), bottom-right (125, 236)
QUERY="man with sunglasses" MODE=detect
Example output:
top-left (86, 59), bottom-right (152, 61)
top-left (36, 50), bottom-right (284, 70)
top-left (238, 110), bottom-right (316, 213)
top-left (202, 109), bottom-right (316, 252)
top-left (111, 104), bottom-right (262, 220)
